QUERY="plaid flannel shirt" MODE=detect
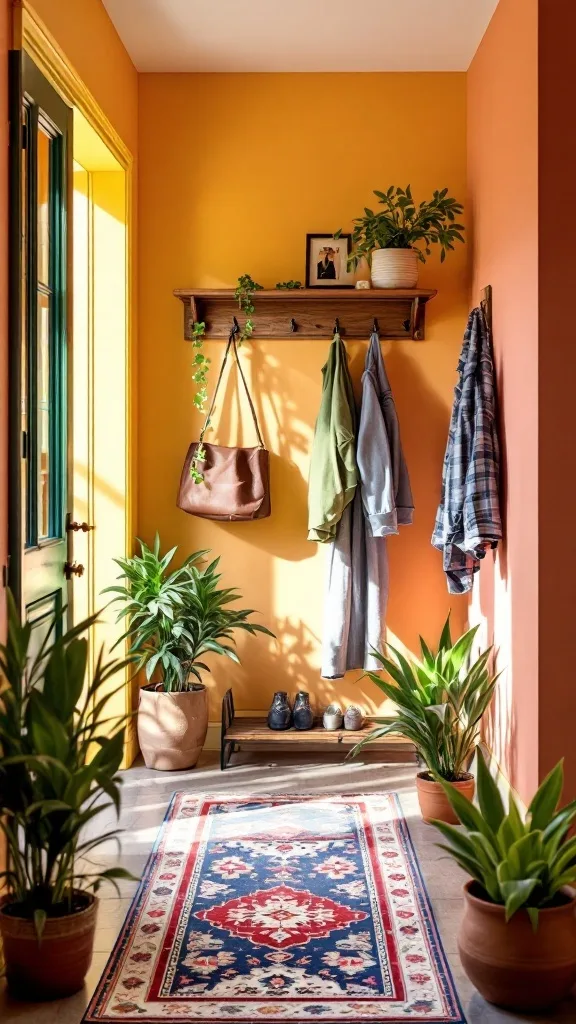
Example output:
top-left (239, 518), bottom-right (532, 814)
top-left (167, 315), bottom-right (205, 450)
top-left (432, 307), bottom-right (502, 594)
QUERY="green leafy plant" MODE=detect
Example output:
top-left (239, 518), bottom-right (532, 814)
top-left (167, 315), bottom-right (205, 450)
top-left (104, 535), bottom-right (275, 693)
top-left (0, 594), bottom-right (135, 935)
top-left (336, 185), bottom-right (465, 270)
top-left (188, 321), bottom-right (211, 483)
top-left (190, 320), bottom-right (210, 412)
top-left (189, 276), bottom-right (263, 484)
top-left (351, 616), bottom-right (497, 780)
top-left (276, 280), bottom-right (303, 290)
top-left (433, 754), bottom-right (576, 928)
top-left (234, 273), bottom-right (263, 342)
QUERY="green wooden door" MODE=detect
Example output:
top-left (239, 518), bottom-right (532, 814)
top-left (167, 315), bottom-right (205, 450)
top-left (9, 52), bottom-right (72, 645)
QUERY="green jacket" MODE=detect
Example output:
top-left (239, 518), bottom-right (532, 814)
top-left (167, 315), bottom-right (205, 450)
top-left (307, 334), bottom-right (357, 542)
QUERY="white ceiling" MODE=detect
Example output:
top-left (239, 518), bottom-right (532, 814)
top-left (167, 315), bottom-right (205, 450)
top-left (102, 0), bottom-right (499, 73)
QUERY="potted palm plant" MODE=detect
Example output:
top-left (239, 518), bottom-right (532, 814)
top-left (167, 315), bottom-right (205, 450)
top-left (351, 616), bottom-right (498, 822)
top-left (336, 185), bottom-right (465, 287)
top-left (433, 754), bottom-right (576, 1011)
top-left (0, 594), bottom-right (134, 1000)
top-left (105, 536), bottom-right (274, 770)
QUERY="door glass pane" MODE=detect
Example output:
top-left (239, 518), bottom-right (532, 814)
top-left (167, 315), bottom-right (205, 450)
top-left (37, 126), bottom-right (50, 287)
top-left (37, 291), bottom-right (50, 539)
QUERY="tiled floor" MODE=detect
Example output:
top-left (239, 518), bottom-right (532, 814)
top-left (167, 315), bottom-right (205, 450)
top-left (1, 750), bottom-right (574, 1023)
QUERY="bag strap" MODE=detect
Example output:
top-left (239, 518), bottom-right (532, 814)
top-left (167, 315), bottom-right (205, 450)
top-left (199, 329), bottom-right (265, 448)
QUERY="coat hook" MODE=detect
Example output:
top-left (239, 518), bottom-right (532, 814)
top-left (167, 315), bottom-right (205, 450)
top-left (372, 317), bottom-right (379, 333)
top-left (290, 318), bottom-right (297, 333)
top-left (333, 317), bottom-right (340, 336)
top-left (230, 316), bottom-right (240, 340)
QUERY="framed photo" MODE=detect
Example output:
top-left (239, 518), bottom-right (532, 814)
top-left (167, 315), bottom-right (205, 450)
top-left (305, 234), bottom-right (355, 288)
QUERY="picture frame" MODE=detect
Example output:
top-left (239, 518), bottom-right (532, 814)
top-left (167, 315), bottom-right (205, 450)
top-left (305, 233), bottom-right (355, 289)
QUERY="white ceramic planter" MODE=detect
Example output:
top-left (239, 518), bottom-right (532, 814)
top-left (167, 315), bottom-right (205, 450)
top-left (371, 248), bottom-right (419, 288)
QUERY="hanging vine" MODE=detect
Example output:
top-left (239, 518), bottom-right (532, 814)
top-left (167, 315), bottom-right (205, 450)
top-left (190, 275), bottom-right (263, 484)
top-left (234, 273), bottom-right (263, 342)
top-left (189, 320), bottom-right (209, 483)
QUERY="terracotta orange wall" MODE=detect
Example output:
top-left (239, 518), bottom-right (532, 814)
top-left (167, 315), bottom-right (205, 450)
top-left (29, 0), bottom-right (138, 155)
top-left (537, 2), bottom-right (576, 797)
top-left (467, 0), bottom-right (539, 802)
top-left (138, 72), bottom-right (469, 722)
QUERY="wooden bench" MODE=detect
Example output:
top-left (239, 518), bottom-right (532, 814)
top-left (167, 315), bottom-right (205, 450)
top-left (220, 688), bottom-right (417, 770)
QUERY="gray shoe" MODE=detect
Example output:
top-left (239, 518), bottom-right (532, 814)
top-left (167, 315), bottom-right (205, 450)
top-left (323, 703), bottom-right (343, 731)
top-left (344, 705), bottom-right (363, 730)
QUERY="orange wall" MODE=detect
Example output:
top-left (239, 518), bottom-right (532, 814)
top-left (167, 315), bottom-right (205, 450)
top-left (29, 0), bottom-right (138, 155)
top-left (467, 0), bottom-right (539, 802)
top-left (537, 2), bottom-right (576, 796)
top-left (138, 72), bottom-right (469, 722)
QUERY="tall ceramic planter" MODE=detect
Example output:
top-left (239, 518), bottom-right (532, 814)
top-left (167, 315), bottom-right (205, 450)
top-left (0, 892), bottom-right (97, 999)
top-left (371, 248), bottom-right (419, 288)
top-left (416, 771), bottom-right (475, 824)
top-left (459, 880), bottom-right (576, 1011)
top-left (138, 683), bottom-right (208, 770)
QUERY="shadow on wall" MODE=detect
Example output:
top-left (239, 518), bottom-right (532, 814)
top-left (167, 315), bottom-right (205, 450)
top-left (180, 329), bottom-right (469, 718)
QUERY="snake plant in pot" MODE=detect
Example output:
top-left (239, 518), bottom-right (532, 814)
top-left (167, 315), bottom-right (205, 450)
top-left (351, 616), bottom-right (498, 822)
top-left (105, 536), bottom-right (274, 770)
top-left (0, 594), bottom-right (135, 1000)
top-left (433, 754), bottom-right (576, 1011)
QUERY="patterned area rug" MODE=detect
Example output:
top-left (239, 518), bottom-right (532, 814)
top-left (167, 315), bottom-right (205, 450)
top-left (84, 794), bottom-right (465, 1022)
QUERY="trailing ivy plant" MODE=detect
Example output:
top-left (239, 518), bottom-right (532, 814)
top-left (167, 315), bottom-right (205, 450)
top-left (336, 185), bottom-right (465, 271)
top-left (234, 273), bottom-right (263, 342)
top-left (189, 274), bottom-right (263, 484)
top-left (276, 280), bottom-right (303, 290)
top-left (189, 320), bottom-right (210, 483)
top-left (190, 321), bottom-right (210, 411)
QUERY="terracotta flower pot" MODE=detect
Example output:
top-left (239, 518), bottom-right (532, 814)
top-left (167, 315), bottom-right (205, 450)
top-left (416, 770), bottom-right (475, 824)
top-left (0, 892), bottom-right (97, 1000)
top-left (459, 880), bottom-right (576, 1011)
top-left (138, 683), bottom-right (208, 770)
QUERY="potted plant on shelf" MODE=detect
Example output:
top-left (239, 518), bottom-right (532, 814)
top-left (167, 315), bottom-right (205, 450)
top-left (0, 594), bottom-right (134, 1000)
top-left (351, 616), bottom-right (497, 822)
top-left (433, 754), bottom-right (576, 1011)
top-left (336, 185), bottom-right (465, 288)
top-left (105, 536), bottom-right (274, 771)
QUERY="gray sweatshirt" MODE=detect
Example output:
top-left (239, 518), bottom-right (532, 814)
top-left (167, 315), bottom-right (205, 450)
top-left (357, 333), bottom-right (414, 536)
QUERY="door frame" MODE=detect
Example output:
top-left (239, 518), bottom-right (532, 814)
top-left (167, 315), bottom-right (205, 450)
top-left (10, 0), bottom-right (136, 764)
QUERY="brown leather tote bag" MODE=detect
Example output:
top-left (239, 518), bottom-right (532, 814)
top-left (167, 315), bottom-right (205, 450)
top-left (177, 334), bottom-right (271, 521)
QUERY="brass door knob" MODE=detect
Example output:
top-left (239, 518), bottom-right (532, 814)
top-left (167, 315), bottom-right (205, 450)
top-left (64, 561), bottom-right (85, 580)
top-left (66, 519), bottom-right (95, 532)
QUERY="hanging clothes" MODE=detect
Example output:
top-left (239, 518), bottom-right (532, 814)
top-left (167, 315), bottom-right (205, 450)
top-left (357, 332), bottom-right (414, 536)
top-left (432, 307), bottom-right (502, 594)
top-left (321, 333), bottom-right (412, 678)
top-left (307, 333), bottom-right (357, 543)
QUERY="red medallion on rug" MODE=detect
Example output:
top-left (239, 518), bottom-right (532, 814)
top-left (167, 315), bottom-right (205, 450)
top-left (83, 794), bottom-right (465, 1022)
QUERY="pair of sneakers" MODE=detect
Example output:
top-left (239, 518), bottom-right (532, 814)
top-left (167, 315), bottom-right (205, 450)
top-left (323, 704), bottom-right (363, 732)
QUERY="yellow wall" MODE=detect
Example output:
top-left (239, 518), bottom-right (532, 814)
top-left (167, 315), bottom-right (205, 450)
top-left (137, 72), bottom-right (469, 723)
top-left (27, 0), bottom-right (138, 155)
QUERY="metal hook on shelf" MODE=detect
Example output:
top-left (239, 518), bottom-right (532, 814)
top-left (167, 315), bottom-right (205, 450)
top-left (229, 316), bottom-right (240, 341)
top-left (372, 317), bottom-right (379, 334)
top-left (333, 317), bottom-right (340, 336)
top-left (290, 318), bottom-right (297, 333)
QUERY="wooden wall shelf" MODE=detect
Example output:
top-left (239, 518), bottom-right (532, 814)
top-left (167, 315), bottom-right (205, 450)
top-left (174, 287), bottom-right (437, 341)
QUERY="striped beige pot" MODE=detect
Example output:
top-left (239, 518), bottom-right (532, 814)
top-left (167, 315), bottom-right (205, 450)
top-left (371, 248), bottom-right (419, 288)
top-left (138, 683), bottom-right (208, 771)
